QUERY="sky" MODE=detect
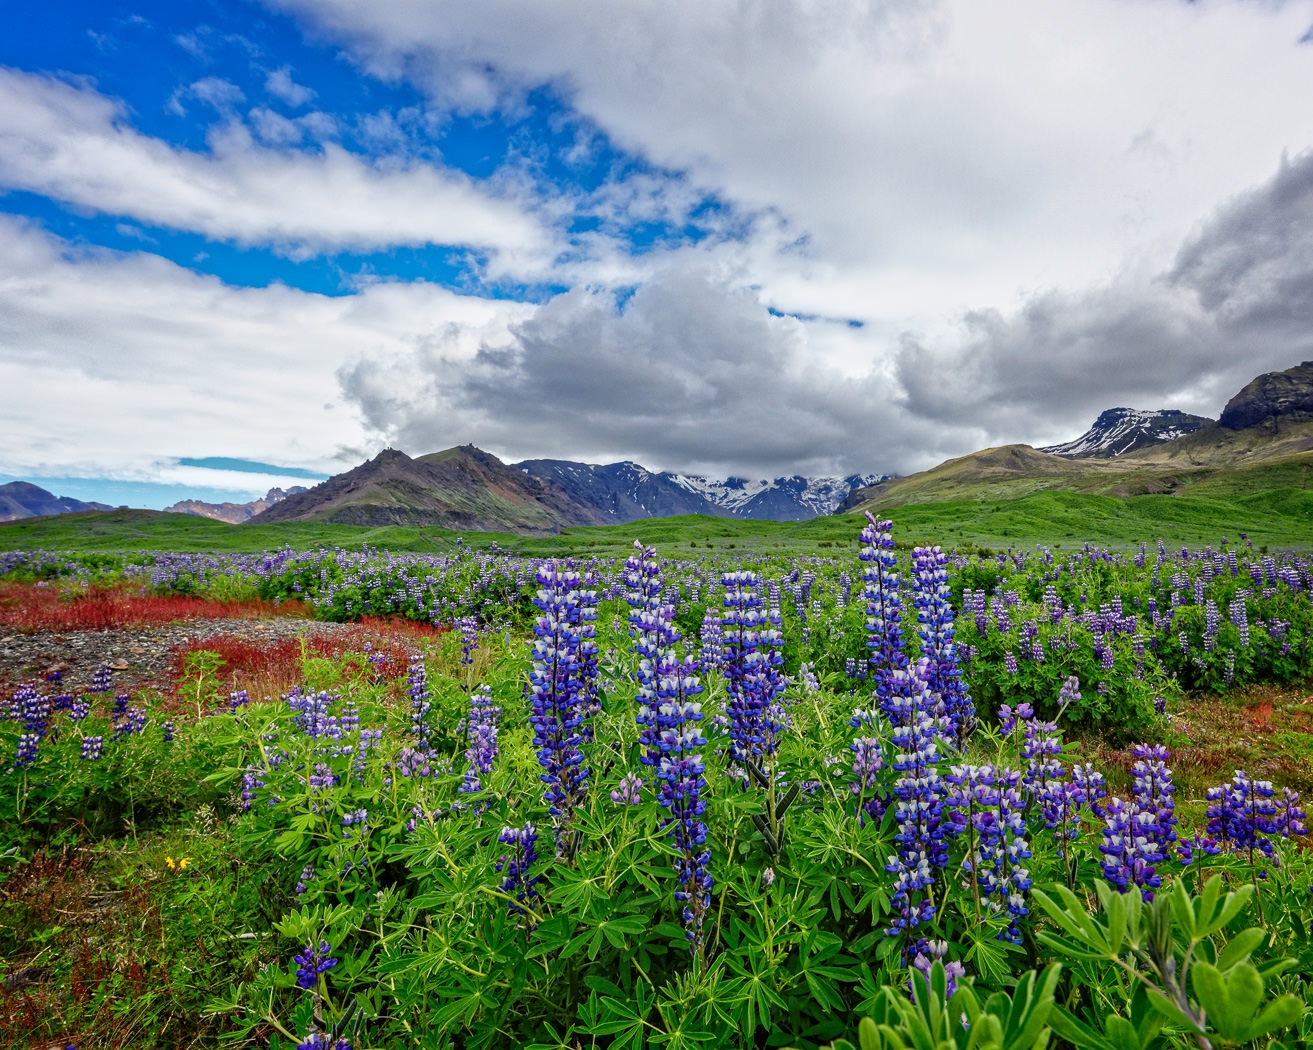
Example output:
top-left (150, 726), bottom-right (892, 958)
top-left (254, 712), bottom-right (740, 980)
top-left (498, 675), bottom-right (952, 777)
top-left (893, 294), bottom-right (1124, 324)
top-left (4, 0), bottom-right (1313, 507)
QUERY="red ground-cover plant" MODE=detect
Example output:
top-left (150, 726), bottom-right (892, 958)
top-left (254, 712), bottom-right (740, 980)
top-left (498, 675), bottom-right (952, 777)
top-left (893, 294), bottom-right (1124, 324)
top-left (0, 582), bottom-right (310, 632)
top-left (168, 618), bottom-right (448, 705)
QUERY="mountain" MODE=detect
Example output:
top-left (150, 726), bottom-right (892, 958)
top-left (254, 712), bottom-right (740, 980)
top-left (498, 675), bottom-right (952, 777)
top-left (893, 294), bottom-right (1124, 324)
top-left (0, 482), bottom-right (113, 522)
top-left (1041, 408), bottom-right (1214, 458)
top-left (247, 446), bottom-right (607, 533)
top-left (1218, 360), bottom-right (1313, 430)
top-left (515, 459), bottom-right (887, 523)
top-left (165, 486), bottom-right (306, 524)
top-left (844, 362), bottom-right (1313, 513)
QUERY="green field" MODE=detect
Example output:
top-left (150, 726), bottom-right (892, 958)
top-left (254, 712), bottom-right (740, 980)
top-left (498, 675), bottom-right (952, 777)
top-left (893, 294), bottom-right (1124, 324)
top-left (5, 487), bottom-right (1313, 556)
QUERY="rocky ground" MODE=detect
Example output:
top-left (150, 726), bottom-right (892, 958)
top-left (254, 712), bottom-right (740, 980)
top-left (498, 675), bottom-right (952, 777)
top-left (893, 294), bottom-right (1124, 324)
top-left (0, 618), bottom-right (364, 696)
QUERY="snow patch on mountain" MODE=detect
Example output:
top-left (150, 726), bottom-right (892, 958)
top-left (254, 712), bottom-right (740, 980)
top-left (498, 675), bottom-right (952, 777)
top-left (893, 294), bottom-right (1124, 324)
top-left (1041, 408), bottom-right (1213, 459)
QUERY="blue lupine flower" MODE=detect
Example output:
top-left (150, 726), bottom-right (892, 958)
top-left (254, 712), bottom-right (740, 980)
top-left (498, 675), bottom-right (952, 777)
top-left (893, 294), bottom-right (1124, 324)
top-left (297, 1034), bottom-right (351, 1050)
top-left (611, 772), bottom-right (643, 806)
top-left (910, 545), bottom-right (975, 747)
top-left (80, 735), bottom-right (104, 762)
top-left (527, 564), bottom-right (597, 852)
top-left (496, 822), bottom-right (542, 916)
top-left (459, 684), bottom-right (500, 794)
top-left (857, 515), bottom-right (910, 726)
top-left (229, 689), bottom-right (250, 713)
top-left (1206, 771), bottom-right (1287, 861)
top-left (720, 570), bottom-right (785, 765)
top-left (293, 940), bottom-right (338, 990)
top-left (90, 665), bottom-right (113, 694)
top-left (457, 615), bottom-right (480, 666)
top-left (407, 656), bottom-right (432, 746)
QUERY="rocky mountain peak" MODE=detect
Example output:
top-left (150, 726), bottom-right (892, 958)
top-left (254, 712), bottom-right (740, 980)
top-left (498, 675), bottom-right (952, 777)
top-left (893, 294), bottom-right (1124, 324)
top-left (1041, 407), bottom-right (1214, 458)
top-left (1218, 361), bottom-right (1313, 430)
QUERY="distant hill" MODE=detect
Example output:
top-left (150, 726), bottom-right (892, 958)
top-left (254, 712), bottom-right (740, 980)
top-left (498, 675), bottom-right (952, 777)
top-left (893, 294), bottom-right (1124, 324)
top-left (845, 361), bottom-right (1313, 512)
top-left (248, 446), bottom-right (607, 533)
top-left (515, 459), bottom-right (886, 523)
top-left (0, 481), bottom-right (112, 522)
top-left (165, 486), bottom-right (306, 524)
top-left (1041, 408), bottom-right (1214, 458)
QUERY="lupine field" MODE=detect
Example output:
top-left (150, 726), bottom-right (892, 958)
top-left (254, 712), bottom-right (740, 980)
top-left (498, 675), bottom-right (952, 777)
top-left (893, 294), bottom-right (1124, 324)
top-left (2, 518), bottom-right (1312, 1049)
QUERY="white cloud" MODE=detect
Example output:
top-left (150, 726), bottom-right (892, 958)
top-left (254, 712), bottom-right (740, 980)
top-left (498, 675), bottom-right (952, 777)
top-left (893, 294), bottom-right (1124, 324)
top-left (0, 67), bottom-right (553, 265)
top-left (0, 216), bottom-right (535, 478)
top-left (265, 66), bottom-right (316, 107)
top-left (264, 0), bottom-right (1313, 323)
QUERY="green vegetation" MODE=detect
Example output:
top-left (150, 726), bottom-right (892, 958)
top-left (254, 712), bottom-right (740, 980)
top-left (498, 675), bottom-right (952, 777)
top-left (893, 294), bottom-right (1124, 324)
top-left (7, 487), bottom-right (1313, 557)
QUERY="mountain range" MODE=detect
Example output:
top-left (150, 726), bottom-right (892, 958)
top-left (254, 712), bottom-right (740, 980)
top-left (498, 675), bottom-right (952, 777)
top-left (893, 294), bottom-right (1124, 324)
top-left (164, 486), bottom-right (307, 524)
top-left (7, 360), bottom-right (1313, 532)
top-left (0, 481), bottom-right (111, 522)
top-left (841, 361), bottom-right (1313, 512)
top-left (248, 447), bottom-right (887, 532)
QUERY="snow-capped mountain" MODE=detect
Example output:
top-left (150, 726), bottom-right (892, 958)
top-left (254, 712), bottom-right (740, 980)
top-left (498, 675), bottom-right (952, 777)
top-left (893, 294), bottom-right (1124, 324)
top-left (515, 459), bottom-right (889, 522)
top-left (1040, 408), bottom-right (1214, 459)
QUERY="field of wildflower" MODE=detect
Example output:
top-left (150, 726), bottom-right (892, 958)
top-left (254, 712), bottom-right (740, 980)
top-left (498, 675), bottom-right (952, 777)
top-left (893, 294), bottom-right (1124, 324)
top-left (2, 519), bottom-right (1311, 1049)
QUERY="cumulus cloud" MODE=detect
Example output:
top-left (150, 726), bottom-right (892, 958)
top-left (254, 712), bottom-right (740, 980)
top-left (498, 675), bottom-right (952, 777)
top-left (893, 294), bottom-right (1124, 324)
top-left (896, 148), bottom-right (1313, 447)
top-left (262, 0), bottom-right (1313, 324)
top-left (0, 216), bottom-right (534, 477)
top-left (0, 67), bottom-right (552, 265)
top-left (340, 264), bottom-right (971, 476)
top-left (265, 66), bottom-right (316, 107)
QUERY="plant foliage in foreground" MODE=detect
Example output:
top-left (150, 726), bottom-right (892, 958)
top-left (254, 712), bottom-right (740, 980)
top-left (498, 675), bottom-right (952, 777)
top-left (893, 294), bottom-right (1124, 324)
top-left (1, 520), bottom-right (1311, 1049)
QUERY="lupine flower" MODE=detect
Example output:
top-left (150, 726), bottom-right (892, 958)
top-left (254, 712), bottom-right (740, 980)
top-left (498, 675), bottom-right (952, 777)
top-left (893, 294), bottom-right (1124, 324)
top-left (850, 735), bottom-right (886, 823)
top-left (296, 1034), bottom-right (351, 1050)
top-left (909, 941), bottom-right (966, 1000)
top-left (293, 941), bottom-right (338, 990)
top-left (80, 735), bottom-right (103, 762)
top-left (69, 698), bottom-right (90, 722)
top-left (857, 515), bottom-right (910, 726)
top-left (947, 763), bottom-right (1031, 942)
top-left (610, 772), bottom-right (643, 806)
top-left (1131, 743), bottom-right (1178, 855)
top-left (407, 656), bottom-right (432, 746)
top-left (1207, 771), bottom-right (1285, 862)
top-left (162, 720), bottom-right (174, 742)
top-left (459, 684), bottom-right (500, 794)
top-left (699, 606), bottom-right (723, 670)
top-left (295, 864), bottom-right (316, 900)
top-left (395, 747), bottom-right (433, 778)
top-left (720, 570), bottom-right (785, 765)
top-left (910, 545), bottom-right (975, 747)
top-left (457, 615), bottom-right (480, 666)
top-left (1100, 797), bottom-right (1164, 898)
top-left (496, 822), bottom-right (542, 916)
top-left (12, 683), bottom-right (51, 767)
top-left (527, 564), bottom-right (597, 853)
top-left (1056, 676), bottom-right (1081, 714)
top-left (1274, 787), bottom-right (1308, 839)
top-left (90, 665), bottom-right (113, 693)
top-left (884, 667), bottom-right (949, 943)
top-left (229, 689), bottom-right (250, 713)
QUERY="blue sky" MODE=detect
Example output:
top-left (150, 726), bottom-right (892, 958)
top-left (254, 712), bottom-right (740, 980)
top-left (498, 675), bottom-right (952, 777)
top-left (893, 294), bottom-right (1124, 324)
top-left (4, 0), bottom-right (1313, 507)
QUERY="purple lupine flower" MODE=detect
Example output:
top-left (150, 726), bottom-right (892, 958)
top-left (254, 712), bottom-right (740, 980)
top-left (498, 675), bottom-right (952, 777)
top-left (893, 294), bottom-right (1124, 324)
top-left (884, 667), bottom-right (949, 944)
top-left (297, 1034), bottom-right (351, 1050)
top-left (457, 615), bottom-right (480, 666)
top-left (1056, 675), bottom-right (1081, 715)
top-left (1274, 787), bottom-right (1307, 839)
top-left (240, 765), bottom-right (265, 810)
top-left (910, 545), bottom-right (975, 747)
top-left (90, 664), bottom-right (113, 693)
top-left (69, 698), bottom-right (90, 722)
top-left (162, 720), bottom-right (174, 742)
top-left (851, 735), bottom-right (886, 823)
top-left (720, 570), bottom-right (785, 765)
top-left (981, 767), bottom-right (1032, 943)
top-left (1178, 832), bottom-right (1222, 866)
top-left (909, 941), bottom-right (966, 1000)
top-left (1131, 743), bottom-right (1178, 857)
top-left (858, 515), bottom-right (910, 726)
top-left (1003, 649), bottom-right (1019, 675)
top-left (292, 940), bottom-right (338, 989)
top-left (407, 656), bottom-right (432, 746)
top-left (80, 735), bottom-right (104, 762)
top-left (627, 542), bottom-right (679, 773)
top-left (459, 684), bottom-right (500, 794)
top-left (611, 772), bottom-right (643, 806)
top-left (527, 563), bottom-right (597, 854)
top-left (1206, 771), bottom-right (1279, 862)
top-left (12, 683), bottom-right (51, 767)
top-left (395, 746), bottom-right (433, 778)
top-left (699, 606), bottom-right (723, 671)
top-left (495, 822), bottom-right (542, 916)
top-left (229, 689), bottom-right (250, 714)
top-left (295, 864), bottom-right (316, 900)
top-left (1099, 797), bottom-right (1164, 898)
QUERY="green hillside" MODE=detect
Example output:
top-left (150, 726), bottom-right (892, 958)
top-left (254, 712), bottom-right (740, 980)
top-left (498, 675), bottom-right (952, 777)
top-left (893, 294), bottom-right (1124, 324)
top-left (5, 489), bottom-right (1313, 557)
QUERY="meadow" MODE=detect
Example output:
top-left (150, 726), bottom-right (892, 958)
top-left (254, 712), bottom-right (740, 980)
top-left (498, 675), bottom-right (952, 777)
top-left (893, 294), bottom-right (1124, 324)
top-left (1, 507), bottom-right (1312, 1049)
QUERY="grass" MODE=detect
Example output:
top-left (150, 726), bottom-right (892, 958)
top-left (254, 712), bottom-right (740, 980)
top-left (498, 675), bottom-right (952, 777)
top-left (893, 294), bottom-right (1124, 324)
top-left (8, 488), bottom-right (1313, 558)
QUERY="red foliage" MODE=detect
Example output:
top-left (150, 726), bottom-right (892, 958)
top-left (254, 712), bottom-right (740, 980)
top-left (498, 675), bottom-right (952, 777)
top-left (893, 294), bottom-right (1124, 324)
top-left (0, 582), bottom-right (309, 632)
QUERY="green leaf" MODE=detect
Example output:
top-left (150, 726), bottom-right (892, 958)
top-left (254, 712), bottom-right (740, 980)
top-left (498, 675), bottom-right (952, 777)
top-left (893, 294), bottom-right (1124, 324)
top-left (1192, 961), bottom-right (1263, 1043)
top-left (1215, 928), bottom-right (1266, 973)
